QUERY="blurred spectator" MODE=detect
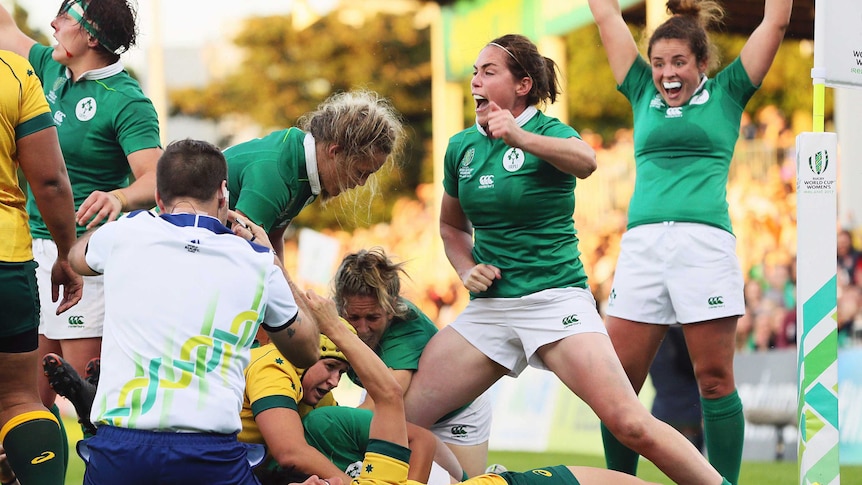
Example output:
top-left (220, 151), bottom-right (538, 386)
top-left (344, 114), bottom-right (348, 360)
top-left (649, 326), bottom-right (704, 452)
top-left (837, 229), bottom-right (861, 285)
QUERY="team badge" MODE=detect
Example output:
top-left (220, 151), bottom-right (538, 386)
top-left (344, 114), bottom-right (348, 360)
top-left (689, 89), bottom-right (710, 105)
top-left (47, 77), bottom-right (68, 104)
top-left (76, 97), bottom-right (97, 121)
top-left (502, 147), bottom-right (525, 172)
top-left (459, 148), bottom-right (475, 179)
top-left (461, 147), bottom-right (475, 166)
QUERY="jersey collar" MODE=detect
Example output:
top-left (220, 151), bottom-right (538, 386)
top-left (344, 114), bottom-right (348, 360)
top-left (303, 133), bottom-right (321, 196)
top-left (159, 213), bottom-right (232, 235)
top-left (68, 60), bottom-right (125, 82)
top-left (475, 105), bottom-right (538, 137)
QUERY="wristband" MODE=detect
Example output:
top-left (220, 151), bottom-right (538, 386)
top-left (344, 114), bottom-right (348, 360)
top-left (109, 189), bottom-right (128, 211)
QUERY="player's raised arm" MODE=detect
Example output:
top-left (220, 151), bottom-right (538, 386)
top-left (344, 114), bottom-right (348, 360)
top-left (297, 289), bottom-right (408, 448)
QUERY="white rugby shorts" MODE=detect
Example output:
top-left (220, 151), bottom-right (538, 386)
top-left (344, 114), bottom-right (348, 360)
top-left (606, 222), bottom-right (744, 324)
top-left (450, 287), bottom-right (607, 377)
top-left (34, 238), bottom-right (105, 339)
top-left (430, 391), bottom-right (493, 445)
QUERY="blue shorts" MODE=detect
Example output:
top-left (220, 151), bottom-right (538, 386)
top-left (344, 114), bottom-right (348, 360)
top-left (80, 426), bottom-right (262, 485)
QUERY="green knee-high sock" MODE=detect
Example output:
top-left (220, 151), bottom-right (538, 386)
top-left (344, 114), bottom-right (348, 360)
top-left (600, 422), bottom-right (639, 475)
top-left (702, 389), bottom-right (744, 485)
top-left (1, 410), bottom-right (67, 484)
top-left (50, 403), bottom-right (70, 471)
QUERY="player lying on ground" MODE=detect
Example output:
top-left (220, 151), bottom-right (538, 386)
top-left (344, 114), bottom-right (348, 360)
top-left (296, 287), bottom-right (662, 485)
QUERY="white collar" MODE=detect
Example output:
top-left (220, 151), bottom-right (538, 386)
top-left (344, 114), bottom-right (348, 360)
top-left (475, 105), bottom-right (538, 137)
top-left (691, 74), bottom-right (708, 98)
top-left (67, 60), bottom-right (124, 82)
top-left (303, 133), bottom-right (321, 195)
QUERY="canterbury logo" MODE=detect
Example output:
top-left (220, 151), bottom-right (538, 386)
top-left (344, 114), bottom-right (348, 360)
top-left (478, 175), bottom-right (494, 187)
top-left (562, 314), bottom-right (580, 327)
top-left (707, 296), bottom-right (724, 306)
top-left (451, 425), bottom-right (468, 436)
top-left (31, 451), bottom-right (56, 464)
top-left (68, 315), bottom-right (85, 326)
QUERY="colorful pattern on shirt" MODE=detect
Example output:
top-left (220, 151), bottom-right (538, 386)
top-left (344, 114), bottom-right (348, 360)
top-left (86, 211), bottom-right (297, 433)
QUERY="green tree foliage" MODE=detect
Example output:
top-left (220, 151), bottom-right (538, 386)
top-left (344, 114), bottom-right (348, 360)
top-left (170, 13), bottom-right (431, 232)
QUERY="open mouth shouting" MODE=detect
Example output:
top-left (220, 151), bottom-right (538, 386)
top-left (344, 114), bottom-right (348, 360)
top-left (474, 94), bottom-right (489, 113)
top-left (662, 81), bottom-right (682, 101)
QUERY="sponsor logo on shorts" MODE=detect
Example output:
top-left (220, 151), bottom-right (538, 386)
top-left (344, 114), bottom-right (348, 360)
top-left (608, 288), bottom-right (617, 306)
top-left (531, 469), bottom-right (553, 478)
top-left (451, 425), bottom-right (468, 437)
top-left (68, 315), bottom-right (85, 327)
top-left (31, 451), bottom-right (56, 464)
top-left (561, 314), bottom-right (580, 327)
top-left (478, 174), bottom-right (494, 189)
top-left (346, 460), bottom-right (363, 478)
top-left (707, 296), bottom-right (725, 307)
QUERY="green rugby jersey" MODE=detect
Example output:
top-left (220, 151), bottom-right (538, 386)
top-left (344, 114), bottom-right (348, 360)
top-left (620, 56), bottom-right (757, 234)
top-left (443, 110), bottom-right (588, 299)
top-left (347, 298), bottom-right (437, 387)
top-left (225, 127), bottom-right (317, 232)
top-left (27, 44), bottom-right (162, 239)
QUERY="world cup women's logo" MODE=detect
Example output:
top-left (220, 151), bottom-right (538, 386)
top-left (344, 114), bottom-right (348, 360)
top-left (808, 150), bottom-right (829, 175)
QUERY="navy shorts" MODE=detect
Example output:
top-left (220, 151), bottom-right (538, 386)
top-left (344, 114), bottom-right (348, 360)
top-left (80, 426), bottom-right (262, 485)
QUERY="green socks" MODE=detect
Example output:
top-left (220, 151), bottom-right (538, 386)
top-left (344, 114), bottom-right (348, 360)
top-left (600, 422), bottom-right (639, 474)
top-left (702, 390), bottom-right (745, 485)
top-left (50, 403), bottom-right (71, 471)
top-left (0, 410), bottom-right (67, 484)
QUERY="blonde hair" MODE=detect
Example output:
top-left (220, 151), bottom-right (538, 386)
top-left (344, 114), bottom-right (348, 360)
top-left (333, 247), bottom-right (409, 319)
top-left (299, 90), bottom-right (405, 173)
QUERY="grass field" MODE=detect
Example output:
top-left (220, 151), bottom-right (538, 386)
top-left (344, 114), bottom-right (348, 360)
top-left (487, 450), bottom-right (862, 485)
top-left (62, 418), bottom-right (862, 484)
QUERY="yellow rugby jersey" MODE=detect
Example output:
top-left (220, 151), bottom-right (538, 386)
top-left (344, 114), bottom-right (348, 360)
top-left (353, 440), bottom-right (410, 485)
top-left (0, 50), bottom-right (55, 262)
top-left (239, 344), bottom-right (304, 444)
top-left (239, 343), bottom-right (338, 443)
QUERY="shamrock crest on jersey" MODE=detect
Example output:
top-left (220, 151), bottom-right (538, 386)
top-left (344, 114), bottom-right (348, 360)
top-left (76, 97), bottom-right (97, 122)
top-left (502, 147), bottom-right (525, 172)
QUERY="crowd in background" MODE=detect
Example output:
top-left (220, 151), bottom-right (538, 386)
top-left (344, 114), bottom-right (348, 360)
top-left (280, 103), bottom-right (861, 352)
